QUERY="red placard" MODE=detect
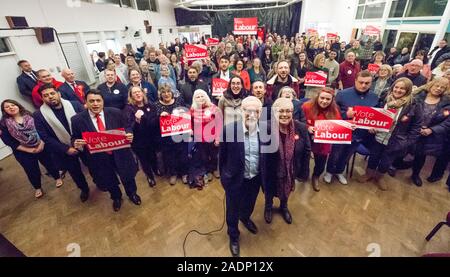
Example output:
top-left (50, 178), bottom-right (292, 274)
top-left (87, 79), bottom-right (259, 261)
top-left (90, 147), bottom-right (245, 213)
top-left (367, 63), bottom-right (380, 74)
top-left (206, 38), bottom-right (220, 46)
top-left (327, 33), bottom-right (337, 41)
top-left (212, 78), bottom-right (229, 97)
top-left (233, 17), bottom-right (258, 35)
top-left (314, 120), bottom-right (352, 144)
top-left (304, 71), bottom-right (327, 87)
top-left (353, 106), bottom-right (395, 132)
top-left (160, 113), bottom-right (192, 137)
top-left (364, 25), bottom-right (380, 36)
top-left (184, 44), bottom-right (208, 61)
top-left (82, 128), bottom-right (130, 154)
top-left (307, 29), bottom-right (318, 37)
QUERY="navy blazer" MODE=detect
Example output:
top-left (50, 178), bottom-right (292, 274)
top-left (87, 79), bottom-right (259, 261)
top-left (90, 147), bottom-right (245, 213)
top-left (59, 81), bottom-right (91, 104)
top-left (70, 107), bottom-right (137, 186)
top-left (97, 82), bottom-right (128, 110)
top-left (219, 120), bottom-right (268, 190)
top-left (96, 59), bottom-right (105, 72)
top-left (16, 71), bottom-right (38, 97)
top-left (34, 101), bottom-right (84, 156)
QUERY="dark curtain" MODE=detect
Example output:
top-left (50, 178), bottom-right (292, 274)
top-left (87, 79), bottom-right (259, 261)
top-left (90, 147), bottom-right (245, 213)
top-left (174, 2), bottom-right (302, 38)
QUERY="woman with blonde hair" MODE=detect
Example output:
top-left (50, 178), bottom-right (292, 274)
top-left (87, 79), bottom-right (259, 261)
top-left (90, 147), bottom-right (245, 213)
top-left (124, 86), bottom-right (159, 186)
top-left (358, 77), bottom-right (423, 190)
top-left (278, 86), bottom-right (306, 123)
top-left (409, 77), bottom-right (450, 186)
top-left (189, 89), bottom-right (222, 188)
top-left (305, 53), bottom-right (329, 99)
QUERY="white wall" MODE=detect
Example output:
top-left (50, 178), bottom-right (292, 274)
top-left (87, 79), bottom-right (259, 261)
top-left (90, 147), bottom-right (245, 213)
top-left (0, 0), bottom-right (178, 105)
top-left (300, 0), bottom-right (357, 42)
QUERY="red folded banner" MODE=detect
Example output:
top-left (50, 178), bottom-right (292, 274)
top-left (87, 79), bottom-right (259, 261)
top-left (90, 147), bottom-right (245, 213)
top-left (364, 25), bottom-right (380, 36)
top-left (184, 44), bottom-right (208, 61)
top-left (82, 128), bottom-right (130, 154)
top-left (212, 78), bottom-right (229, 97)
top-left (353, 106), bottom-right (395, 132)
top-left (368, 63), bottom-right (380, 74)
top-left (160, 113), bottom-right (192, 137)
top-left (304, 71), bottom-right (327, 87)
top-left (206, 38), bottom-right (220, 46)
top-left (314, 120), bottom-right (352, 144)
top-left (327, 33), bottom-right (337, 40)
top-left (234, 17), bottom-right (258, 35)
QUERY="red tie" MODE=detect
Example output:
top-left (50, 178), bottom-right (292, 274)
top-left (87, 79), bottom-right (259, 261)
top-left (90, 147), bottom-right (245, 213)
top-left (71, 83), bottom-right (85, 104)
top-left (95, 114), bottom-right (105, 131)
top-left (96, 114), bottom-right (111, 154)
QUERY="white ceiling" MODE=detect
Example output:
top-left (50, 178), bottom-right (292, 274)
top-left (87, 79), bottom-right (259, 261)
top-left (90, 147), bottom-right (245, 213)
top-left (175, 0), bottom-right (292, 7)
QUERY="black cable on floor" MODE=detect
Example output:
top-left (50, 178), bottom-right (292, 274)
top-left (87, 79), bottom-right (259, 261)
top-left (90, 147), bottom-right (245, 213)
top-left (182, 192), bottom-right (226, 257)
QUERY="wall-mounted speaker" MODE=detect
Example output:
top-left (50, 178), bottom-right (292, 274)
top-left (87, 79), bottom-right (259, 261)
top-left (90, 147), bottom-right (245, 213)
top-left (144, 20), bottom-right (149, 26)
top-left (34, 27), bottom-right (55, 44)
top-left (146, 26), bottom-right (152, 34)
top-left (5, 16), bottom-right (29, 28)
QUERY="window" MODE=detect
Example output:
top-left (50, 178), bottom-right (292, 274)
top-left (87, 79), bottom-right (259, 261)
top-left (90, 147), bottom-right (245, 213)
top-left (363, 3), bottom-right (386, 19)
top-left (396, 32), bottom-right (417, 51)
top-left (136, 0), bottom-right (150, 11)
top-left (355, 0), bottom-right (386, 19)
top-left (93, 0), bottom-right (132, 8)
top-left (413, 33), bottom-right (435, 55)
top-left (382, 29), bottom-right (398, 51)
top-left (149, 0), bottom-right (158, 12)
top-left (0, 38), bottom-right (12, 54)
top-left (389, 0), bottom-right (407, 17)
top-left (405, 0), bottom-right (448, 17)
top-left (389, 0), bottom-right (448, 18)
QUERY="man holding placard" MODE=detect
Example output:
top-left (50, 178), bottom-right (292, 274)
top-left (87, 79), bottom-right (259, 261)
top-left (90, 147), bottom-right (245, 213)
top-left (71, 90), bottom-right (141, 212)
top-left (324, 71), bottom-right (378, 185)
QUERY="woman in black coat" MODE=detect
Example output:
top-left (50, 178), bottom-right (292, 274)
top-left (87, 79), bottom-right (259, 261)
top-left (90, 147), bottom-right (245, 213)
top-left (124, 86), bottom-right (159, 187)
top-left (359, 78), bottom-right (423, 191)
top-left (410, 77), bottom-right (450, 186)
top-left (261, 98), bottom-right (310, 225)
top-left (0, 99), bottom-right (61, 198)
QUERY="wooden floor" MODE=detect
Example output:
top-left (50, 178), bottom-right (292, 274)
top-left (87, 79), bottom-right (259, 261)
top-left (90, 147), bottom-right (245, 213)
top-left (0, 154), bottom-right (449, 257)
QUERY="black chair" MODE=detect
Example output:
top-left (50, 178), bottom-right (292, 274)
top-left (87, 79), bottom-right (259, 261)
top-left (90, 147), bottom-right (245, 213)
top-left (425, 211), bottom-right (450, 241)
top-left (346, 144), bottom-right (371, 178)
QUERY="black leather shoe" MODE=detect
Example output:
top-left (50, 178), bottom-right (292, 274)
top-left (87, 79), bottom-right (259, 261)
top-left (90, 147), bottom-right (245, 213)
top-left (264, 208), bottom-right (272, 224)
top-left (229, 240), bottom-right (240, 257)
top-left (427, 175), bottom-right (443, 183)
top-left (147, 177), bottom-right (156, 187)
top-left (240, 219), bottom-right (258, 234)
top-left (281, 208), bottom-right (292, 224)
top-left (129, 194), bottom-right (142, 205)
top-left (387, 166), bottom-right (396, 177)
top-left (411, 174), bottom-right (423, 187)
top-left (80, 190), bottom-right (89, 202)
top-left (113, 199), bottom-right (122, 212)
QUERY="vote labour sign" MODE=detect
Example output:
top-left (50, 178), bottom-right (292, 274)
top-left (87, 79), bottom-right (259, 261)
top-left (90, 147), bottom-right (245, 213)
top-left (82, 128), bottom-right (130, 154)
top-left (314, 120), bottom-right (352, 144)
top-left (212, 78), bottom-right (229, 97)
top-left (206, 38), bottom-right (220, 46)
top-left (367, 63), bottom-right (380, 74)
top-left (353, 106), bottom-right (395, 132)
top-left (304, 71), bottom-right (327, 87)
top-left (234, 17), bottom-right (258, 35)
top-left (184, 44), bottom-right (208, 61)
top-left (160, 113), bottom-right (192, 137)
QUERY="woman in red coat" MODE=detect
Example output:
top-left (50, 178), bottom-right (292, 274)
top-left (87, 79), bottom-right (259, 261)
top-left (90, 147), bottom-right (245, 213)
top-left (231, 58), bottom-right (251, 91)
top-left (302, 87), bottom-right (341, 191)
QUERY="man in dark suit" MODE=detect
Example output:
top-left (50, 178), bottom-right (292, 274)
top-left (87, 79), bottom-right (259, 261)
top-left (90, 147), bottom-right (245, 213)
top-left (33, 84), bottom-right (90, 202)
top-left (219, 96), bottom-right (266, 257)
top-left (71, 89), bottom-right (141, 212)
top-left (59, 69), bottom-right (91, 105)
top-left (96, 52), bottom-right (106, 72)
top-left (429, 39), bottom-right (450, 70)
top-left (16, 60), bottom-right (38, 97)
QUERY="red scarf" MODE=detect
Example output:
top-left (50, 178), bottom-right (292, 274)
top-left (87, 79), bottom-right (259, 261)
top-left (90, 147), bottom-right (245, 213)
top-left (277, 120), bottom-right (296, 200)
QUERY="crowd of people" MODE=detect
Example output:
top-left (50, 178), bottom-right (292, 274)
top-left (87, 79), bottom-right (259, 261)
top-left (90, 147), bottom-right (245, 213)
top-left (2, 31), bottom-right (450, 257)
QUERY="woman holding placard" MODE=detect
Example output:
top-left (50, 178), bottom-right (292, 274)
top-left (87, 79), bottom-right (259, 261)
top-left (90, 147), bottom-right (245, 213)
top-left (302, 87), bottom-right (341, 191)
top-left (305, 54), bottom-right (329, 99)
top-left (155, 84), bottom-right (189, 186)
top-left (358, 78), bottom-right (423, 191)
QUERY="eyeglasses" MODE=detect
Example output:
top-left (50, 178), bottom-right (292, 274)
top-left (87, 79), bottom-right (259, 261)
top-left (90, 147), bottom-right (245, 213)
top-left (243, 109), bottom-right (260, 115)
